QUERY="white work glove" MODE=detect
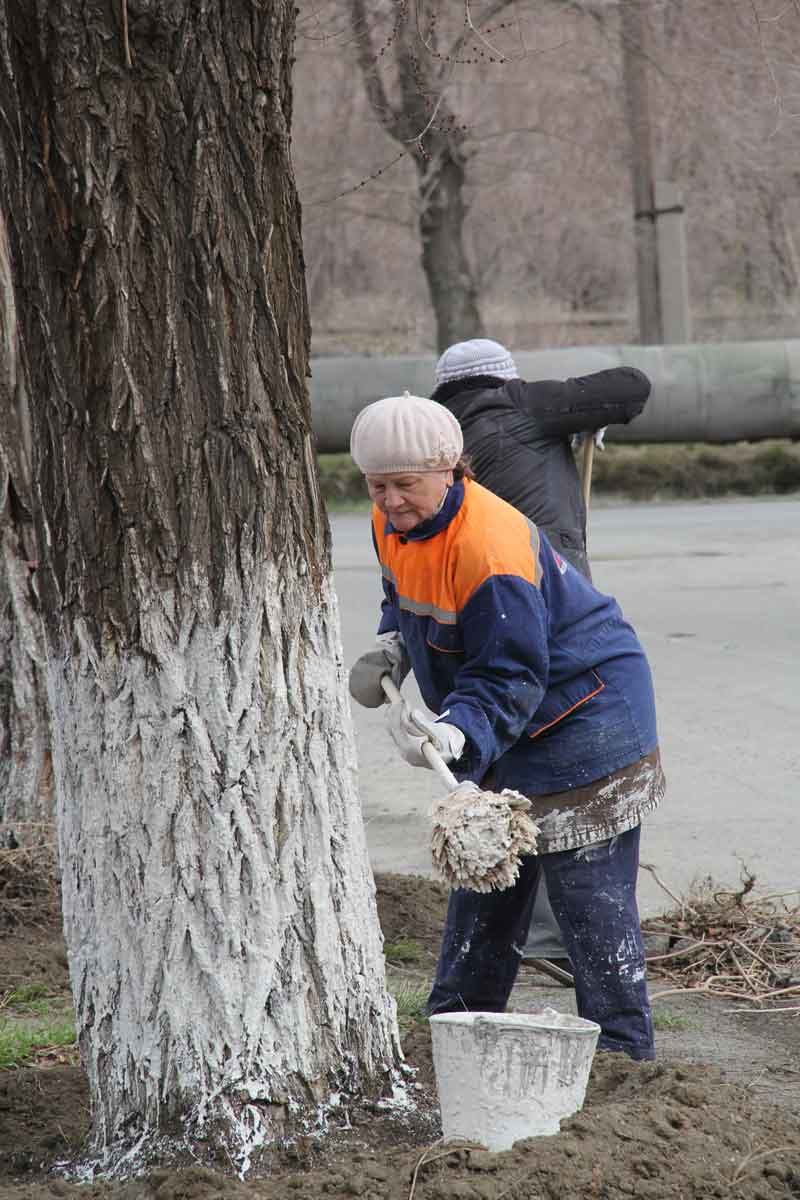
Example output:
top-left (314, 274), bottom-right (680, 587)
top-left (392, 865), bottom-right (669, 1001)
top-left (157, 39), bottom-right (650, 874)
top-left (348, 631), bottom-right (410, 708)
top-left (572, 428), bottom-right (606, 450)
top-left (387, 700), bottom-right (466, 768)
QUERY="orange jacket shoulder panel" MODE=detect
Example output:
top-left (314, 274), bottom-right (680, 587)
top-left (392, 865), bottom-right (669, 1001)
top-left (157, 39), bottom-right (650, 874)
top-left (450, 481), bottom-right (541, 607)
top-left (372, 482), bottom-right (540, 621)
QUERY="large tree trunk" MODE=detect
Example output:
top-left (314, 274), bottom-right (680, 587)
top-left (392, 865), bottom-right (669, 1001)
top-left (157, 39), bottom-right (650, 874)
top-left (0, 0), bottom-right (398, 1173)
top-left (415, 136), bottom-right (484, 353)
top-left (0, 211), bottom-right (52, 834)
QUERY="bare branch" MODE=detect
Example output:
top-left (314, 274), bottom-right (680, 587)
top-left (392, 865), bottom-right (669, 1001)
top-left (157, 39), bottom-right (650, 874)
top-left (348, 0), bottom-right (401, 129)
top-left (463, 0), bottom-right (511, 61)
top-left (303, 150), bottom-right (407, 207)
top-left (448, 0), bottom-right (515, 63)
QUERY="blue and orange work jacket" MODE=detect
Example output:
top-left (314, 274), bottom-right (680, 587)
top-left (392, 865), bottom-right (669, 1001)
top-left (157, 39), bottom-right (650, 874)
top-left (373, 477), bottom-right (659, 796)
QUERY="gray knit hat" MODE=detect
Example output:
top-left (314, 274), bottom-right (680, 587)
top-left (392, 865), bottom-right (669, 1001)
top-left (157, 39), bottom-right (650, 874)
top-left (350, 391), bottom-right (463, 475)
top-left (435, 338), bottom-right (518, 386)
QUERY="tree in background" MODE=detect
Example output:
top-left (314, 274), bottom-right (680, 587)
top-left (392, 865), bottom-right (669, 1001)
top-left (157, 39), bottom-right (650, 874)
top-left (346, 0), bottom-right (490, 351)
top-left (0, 0), bottom-right (397, 1172)
top-left (296, 0), bottom-right (637, 351)
top-left (294, 1), bottom-right (800, 353)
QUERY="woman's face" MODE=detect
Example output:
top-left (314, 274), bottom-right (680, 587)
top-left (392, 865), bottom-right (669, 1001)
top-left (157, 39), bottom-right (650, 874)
top-left (366, 470), bottom-right (454, 532)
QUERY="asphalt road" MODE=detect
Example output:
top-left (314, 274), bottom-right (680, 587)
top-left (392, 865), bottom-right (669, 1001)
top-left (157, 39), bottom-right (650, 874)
top-left (332, 497), bottom-right (799, 916)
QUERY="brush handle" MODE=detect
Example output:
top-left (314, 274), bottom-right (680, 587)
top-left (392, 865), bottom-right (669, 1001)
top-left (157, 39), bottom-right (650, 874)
top-left (380, 675), bottom-right (460, 789)
top-left (581, 434), bottom-right (596, 511)
top-left (379, 673), bottom-right (403, 706)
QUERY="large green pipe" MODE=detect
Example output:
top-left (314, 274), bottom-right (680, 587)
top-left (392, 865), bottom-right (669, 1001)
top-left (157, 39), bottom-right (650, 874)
top-left (310, 340), bottom-right (800, 451)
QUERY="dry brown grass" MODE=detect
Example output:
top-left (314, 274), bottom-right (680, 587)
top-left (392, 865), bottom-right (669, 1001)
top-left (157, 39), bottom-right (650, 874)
top-left (319, 440), bottom-right (800, 507)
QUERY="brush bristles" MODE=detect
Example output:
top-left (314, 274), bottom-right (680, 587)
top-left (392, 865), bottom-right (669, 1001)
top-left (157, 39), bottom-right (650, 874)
top-left (430, 788), bottom-right (539, 893)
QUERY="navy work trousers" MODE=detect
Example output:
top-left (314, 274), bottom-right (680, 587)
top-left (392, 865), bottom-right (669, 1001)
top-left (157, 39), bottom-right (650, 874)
top-left (426, 825), bottom-right (655, 1061)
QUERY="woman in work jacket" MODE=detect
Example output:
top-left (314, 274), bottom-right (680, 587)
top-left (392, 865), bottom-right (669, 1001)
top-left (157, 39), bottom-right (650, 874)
top-left (430, 337), bottom-right (652, 582)
top-left (348, 392), bottom-right (666, 1062)
top-left (431, 338), bottom-right (653, 965)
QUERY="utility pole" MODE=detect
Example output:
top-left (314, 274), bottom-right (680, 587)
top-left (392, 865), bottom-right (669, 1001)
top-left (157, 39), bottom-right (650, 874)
top-left (620, 0), bottom-right (663, 344)
top-left (654, 180), bottom-right (692, 343)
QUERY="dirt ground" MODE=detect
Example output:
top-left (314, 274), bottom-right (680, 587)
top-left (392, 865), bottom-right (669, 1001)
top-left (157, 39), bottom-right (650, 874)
top-left (1, 869), bottom-right (799, 1200)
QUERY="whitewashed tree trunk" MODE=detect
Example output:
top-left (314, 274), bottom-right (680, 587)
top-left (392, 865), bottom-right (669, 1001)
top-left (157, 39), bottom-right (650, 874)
top-left (0, 210), bottom-right (52, 833)
top-left (53, 564), bottom-right (398, 1170)
top-left (0, 0), bottom-right (399, 1172)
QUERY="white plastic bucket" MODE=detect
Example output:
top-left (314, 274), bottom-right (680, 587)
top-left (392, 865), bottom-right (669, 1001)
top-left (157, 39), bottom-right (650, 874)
top-left (430, 1007), bottom-right (601, 1152)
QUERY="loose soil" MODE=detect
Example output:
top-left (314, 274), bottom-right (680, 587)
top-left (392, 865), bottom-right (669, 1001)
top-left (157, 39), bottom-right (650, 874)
top-left (1, 868), bottom-right (799, 1200)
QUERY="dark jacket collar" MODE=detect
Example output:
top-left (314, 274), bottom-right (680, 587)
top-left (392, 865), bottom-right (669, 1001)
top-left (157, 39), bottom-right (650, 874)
top-left (431, 375), bottom-right (510, 406)
top-left (384, 479), bottom-right (465, 542)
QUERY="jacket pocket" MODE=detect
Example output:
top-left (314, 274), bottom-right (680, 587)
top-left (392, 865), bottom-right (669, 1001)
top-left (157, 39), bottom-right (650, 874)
top-left (528, 670), bottom-right (604, 738)
top-left (426, 619), bottom-right (464, 655)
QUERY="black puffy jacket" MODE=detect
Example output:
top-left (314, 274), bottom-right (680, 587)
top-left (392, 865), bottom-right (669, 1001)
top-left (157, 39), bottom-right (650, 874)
top-left (431, 367), bottom-right (651, 580)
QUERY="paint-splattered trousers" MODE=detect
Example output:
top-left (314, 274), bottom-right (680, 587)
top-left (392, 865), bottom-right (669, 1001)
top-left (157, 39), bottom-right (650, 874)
top-left (426, 825), bottom-right (655, 1061)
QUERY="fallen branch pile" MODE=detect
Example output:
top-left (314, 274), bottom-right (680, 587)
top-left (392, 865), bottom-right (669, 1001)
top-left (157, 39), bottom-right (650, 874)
top-left (641, 867), bottom-right (800, 1012)
top-left (0, 824), bottom-right (61, 934)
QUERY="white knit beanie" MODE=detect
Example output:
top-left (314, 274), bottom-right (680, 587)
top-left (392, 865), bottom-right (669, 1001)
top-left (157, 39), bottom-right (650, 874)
top-left (350, 391), bottom-right (463, 475)
top-left (435, 338), bottom-right (518, 386)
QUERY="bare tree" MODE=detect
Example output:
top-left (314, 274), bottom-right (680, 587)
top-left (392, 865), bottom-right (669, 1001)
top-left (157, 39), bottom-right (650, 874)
top-left (347, 0), bottom-right (487, 351)
top-left (0, 0), bottom-right (397, 1173)
top-left (295, 1), bottom-right (800, 353)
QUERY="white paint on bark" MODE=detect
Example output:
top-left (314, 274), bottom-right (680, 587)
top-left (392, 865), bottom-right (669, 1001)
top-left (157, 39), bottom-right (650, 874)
top-left (49, 559), bottom-right (400, 1170)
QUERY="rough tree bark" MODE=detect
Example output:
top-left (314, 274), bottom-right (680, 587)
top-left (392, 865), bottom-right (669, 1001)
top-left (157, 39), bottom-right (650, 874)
top-left (0, 210), bottom-right (53, 834)
top-left (349, 0), bottom-right (484, 352)
top-left (0, 0), bottom-right (398, 1173)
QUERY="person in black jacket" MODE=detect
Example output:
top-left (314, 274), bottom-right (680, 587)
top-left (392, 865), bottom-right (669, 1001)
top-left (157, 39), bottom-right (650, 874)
top-left (431, 339), bottom-right (651, 580)
top-left (431, 337), bottom-right (652, 968)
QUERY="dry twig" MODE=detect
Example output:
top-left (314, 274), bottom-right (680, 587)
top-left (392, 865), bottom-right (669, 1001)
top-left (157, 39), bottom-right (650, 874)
top-left (641, 862), bottom-right (697, 916)
top-left (408, 1139), bottom-right (485, 1200)
top-left (644, 870), bottom-right (800, 1011)
top-left (0, 828), bottom-right (61, 935)
top-left (731, 1144), bottom-right (798, 1183)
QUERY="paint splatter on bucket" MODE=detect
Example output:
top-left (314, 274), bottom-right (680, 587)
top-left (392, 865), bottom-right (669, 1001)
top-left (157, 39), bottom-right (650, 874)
top-left (430, 1007), bottom-right (600, 1152)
